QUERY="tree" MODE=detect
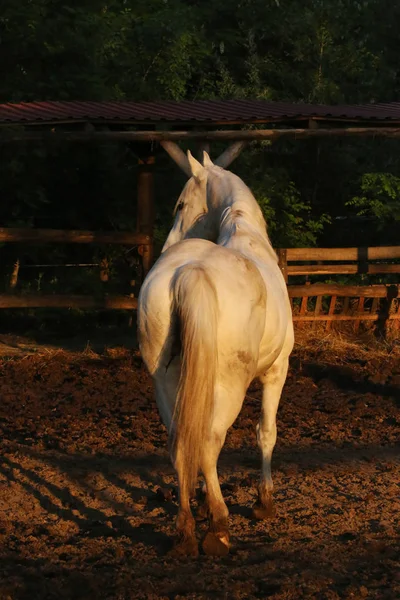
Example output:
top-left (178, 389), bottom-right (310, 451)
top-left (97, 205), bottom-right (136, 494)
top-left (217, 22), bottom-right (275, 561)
top-left (1, 0), bottom-right (399, 281)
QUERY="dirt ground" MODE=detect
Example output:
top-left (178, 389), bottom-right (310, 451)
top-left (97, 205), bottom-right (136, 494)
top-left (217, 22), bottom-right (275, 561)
top-left (0, 330), bottom-right (399, 599)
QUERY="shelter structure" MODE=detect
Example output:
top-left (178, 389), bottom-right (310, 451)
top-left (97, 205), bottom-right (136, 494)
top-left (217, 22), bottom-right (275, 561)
top-left (0, 100), bottom-right (399, 330)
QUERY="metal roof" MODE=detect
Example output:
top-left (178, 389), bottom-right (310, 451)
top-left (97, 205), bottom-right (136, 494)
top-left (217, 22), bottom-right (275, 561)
top-left (1, 100), bottom-right (400, 126)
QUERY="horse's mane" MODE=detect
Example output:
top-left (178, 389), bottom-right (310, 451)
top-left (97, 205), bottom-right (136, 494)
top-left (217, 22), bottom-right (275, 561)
top-left (207, 168), bottom-right (275, 251)
top-left (170, 165), bottom-right (277, 262)
top-left (208, 168), bottom-right (265, 221)
top-left (217, 205), bottom-right (278, 264)
top-left (218, 204), bottom-right (266, 241)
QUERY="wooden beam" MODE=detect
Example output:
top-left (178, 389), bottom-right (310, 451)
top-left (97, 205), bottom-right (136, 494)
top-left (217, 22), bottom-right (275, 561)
top-left (0, 294), bottom-right (137, 309)
top-left (4, 127), bottom-right (400, 143)
top-left (160, 141), bottom-right (191, 177)
top-left (0, 228), bottom-right (150, 245)
top-left (214, 141), bottom-right (248, 168)
top-left (288, 264), bottom-right (400, 275)
top-left (288, 284), bottom-right (400, 298)
top-left (293, 313), bottom-right (400, 322)
top-left (286, 246), bottom-right (400, 261)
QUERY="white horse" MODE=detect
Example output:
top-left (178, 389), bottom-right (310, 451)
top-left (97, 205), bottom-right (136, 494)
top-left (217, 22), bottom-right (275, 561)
top-left (137, 151), bottom-right (294, 557)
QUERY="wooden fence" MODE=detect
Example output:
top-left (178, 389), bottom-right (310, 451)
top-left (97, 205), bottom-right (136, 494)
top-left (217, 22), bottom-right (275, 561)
top-left (278, 246), bottom-right (400, 332)
top-left (0, 230), bottom-right (399, 333)
top-left (0, 228), bottom-right (143, 311)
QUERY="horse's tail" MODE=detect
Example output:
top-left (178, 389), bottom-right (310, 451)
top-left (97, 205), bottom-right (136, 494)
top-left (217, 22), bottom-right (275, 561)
top-left (171, 263), bottom-right (218, 498)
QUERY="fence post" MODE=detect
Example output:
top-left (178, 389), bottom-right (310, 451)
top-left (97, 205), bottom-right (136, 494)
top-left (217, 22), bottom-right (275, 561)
top-left (313, 295), bottom-right (322, 330)
top-left (277, 248), bottom-right (288, 283)
top-left (375, 284), bottom-right (398, 338)
top-left (99, 257), bottom-right (109, 283)
top-left (395, 298), bottom-right (400, 331)
top-left (354, 297), bottom-right (365, 333)
top-left (298, 282), bottom-right (310, 329)
top-left (9, 259), bottom-right (20, 289)
top-left (326, 295), bottom-right (337, 331)
top-left (137, 155), bottom-right (155, 279)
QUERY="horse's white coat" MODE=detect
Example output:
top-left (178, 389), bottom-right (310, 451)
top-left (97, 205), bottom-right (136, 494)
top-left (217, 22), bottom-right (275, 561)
top-left (137, 153), bottom-right (294, 555)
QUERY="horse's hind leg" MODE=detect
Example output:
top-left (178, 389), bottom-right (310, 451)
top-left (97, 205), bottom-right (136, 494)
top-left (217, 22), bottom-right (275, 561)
top-left (155, 369), bottom-right (199, 558)
top-left (200, 429), bottom-right (230, 556)
top-left (172, 452), bottom-right (199, 558)
top-left (253, 356), bottom-right (289, 520)
top-left (200, 383), bottom-right (245, 556)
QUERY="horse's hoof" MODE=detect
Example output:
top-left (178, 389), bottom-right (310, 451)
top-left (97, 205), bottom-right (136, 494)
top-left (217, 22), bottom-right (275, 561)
top-left (202, 531), bottom-right (230, 556)
top-left (169, 536), bottom-right (199, 558)
top-left (251, 501), bottom-right (276, 520)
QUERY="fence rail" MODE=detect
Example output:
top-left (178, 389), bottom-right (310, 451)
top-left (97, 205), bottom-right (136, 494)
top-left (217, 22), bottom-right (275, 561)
top-left (0, 228), bottom-right (150, 245)
top-left (288, 264), bottom-right (400, 275)
top-left (288, 284), bottom-right (399, 332)
top-left (280, 246), bottom-right (400, 278)
top-left (287, 284), bottom-right (400, 297)
top-left (0, 294), bottom-right (137, 310)
top-left (285, 241), bottom-right (400, 329)
top-left (0, 233), bottom-right (399, 333)
top-left (278, 246), bottom-right (400, 332)
top-left (286, 246), bottom-right (400, 261)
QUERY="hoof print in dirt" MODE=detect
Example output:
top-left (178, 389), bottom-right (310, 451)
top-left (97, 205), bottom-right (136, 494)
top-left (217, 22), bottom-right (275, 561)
top-left (202, 532), bottom-right (230, 556)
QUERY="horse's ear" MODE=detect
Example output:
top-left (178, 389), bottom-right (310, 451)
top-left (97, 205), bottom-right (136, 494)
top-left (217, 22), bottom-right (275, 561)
top-left (203, 151), bottom-right (214, 168)
top-left (187, 150), bottom-right (206, 181)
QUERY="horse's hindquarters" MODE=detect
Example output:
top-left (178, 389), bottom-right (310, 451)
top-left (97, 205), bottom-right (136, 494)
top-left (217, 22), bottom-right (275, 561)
top-left (252, 264), bottom-right (293, 375)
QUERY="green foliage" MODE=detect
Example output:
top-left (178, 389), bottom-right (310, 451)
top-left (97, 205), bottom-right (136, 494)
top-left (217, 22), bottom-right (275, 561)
top-left (234, 143), bottom-right (331, 247)
top-left (347, 173), bottom-right (400, 226)
top-left (255, 178), bottom-right (331, 247)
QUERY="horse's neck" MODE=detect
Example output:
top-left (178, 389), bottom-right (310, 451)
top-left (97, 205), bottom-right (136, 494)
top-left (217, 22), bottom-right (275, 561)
top-left (220, 214), bottom-right (278, 266)
top-left (212, 171), bottom-right (277, 264)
